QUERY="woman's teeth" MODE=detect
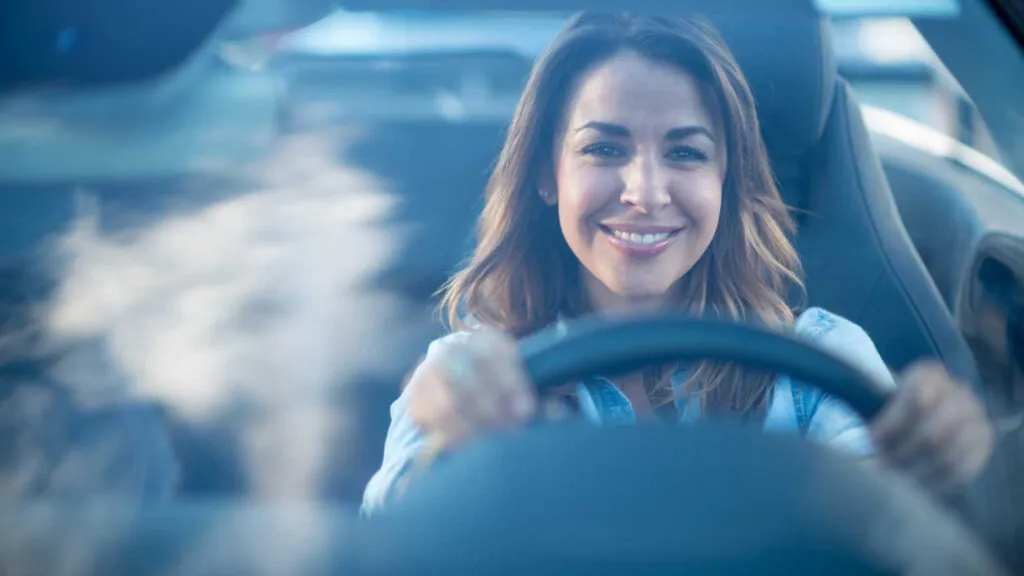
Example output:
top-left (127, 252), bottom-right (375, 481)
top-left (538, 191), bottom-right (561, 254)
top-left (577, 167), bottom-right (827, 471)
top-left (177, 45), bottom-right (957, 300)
top-left (610, 229), bottom-right (672, 245)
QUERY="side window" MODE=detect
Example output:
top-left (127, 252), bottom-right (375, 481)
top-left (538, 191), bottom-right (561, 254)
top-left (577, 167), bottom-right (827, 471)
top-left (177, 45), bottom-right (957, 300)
top-left (832, 16), bottom-right (1000, 158)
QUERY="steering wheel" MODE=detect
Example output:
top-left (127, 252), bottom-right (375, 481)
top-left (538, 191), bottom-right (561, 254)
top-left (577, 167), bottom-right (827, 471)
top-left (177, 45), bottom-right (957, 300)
top-left (355, 314), bottom-right (1005, 575)
top-left (518, 312), bottom-right (893, 420)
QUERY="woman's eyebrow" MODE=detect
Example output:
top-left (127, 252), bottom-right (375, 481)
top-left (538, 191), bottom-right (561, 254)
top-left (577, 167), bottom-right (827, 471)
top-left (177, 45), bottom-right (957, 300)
top-left (574, 121), bottom-right (630, 137)
top-left (665, 125), bottom-right (716, 143)
top-left (574, 121), bottom-right (716, 144)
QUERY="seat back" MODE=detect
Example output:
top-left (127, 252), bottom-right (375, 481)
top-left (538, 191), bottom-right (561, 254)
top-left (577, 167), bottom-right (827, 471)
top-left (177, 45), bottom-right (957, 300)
top-left (716, 13), bottom-right (980, 385)
top-left (795, 82), bottom-right (980, 384)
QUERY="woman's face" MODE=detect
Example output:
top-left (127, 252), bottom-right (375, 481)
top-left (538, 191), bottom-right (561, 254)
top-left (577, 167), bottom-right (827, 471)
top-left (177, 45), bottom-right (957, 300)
top-left (548, 50), bottom-right (727, 312)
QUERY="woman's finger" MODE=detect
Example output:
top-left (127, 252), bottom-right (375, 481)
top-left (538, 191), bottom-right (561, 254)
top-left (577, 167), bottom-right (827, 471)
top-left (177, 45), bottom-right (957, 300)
top-left (410, 367), bottom-right (473, 447)
top-left (870, 366), bottom-right (941, 448)
top-left (920, 421), bottom-right (994, 496)
top-left (453, 344), bottom-right (508, 426)
top-left (497, 377), bottom-right (537, 422)
top-left (886, 384), bottom-right (971, 467)
top-left (432, 331), bottom-right (535, 435)
top-left (470, 329), bottom-right (536, 422)
top-left (445, 341), bottom-right (509, 430)
top-left (902, 421), bottom-right (968, 490)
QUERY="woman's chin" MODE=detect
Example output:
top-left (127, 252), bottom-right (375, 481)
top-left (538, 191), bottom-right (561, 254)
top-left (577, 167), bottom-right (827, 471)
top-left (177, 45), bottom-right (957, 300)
top-left (599, 284), bottom-right (676, 312)
top-left (582, 268), bottom-right (681, 312)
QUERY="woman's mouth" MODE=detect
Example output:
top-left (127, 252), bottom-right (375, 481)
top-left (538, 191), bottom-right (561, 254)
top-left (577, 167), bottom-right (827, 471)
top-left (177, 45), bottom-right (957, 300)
top-left (598, 224), bottom-right (684, 257)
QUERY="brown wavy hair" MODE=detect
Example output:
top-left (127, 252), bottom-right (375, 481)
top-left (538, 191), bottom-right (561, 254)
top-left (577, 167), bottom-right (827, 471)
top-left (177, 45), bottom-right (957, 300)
top-left (439, 12), bottom-right (804, 417)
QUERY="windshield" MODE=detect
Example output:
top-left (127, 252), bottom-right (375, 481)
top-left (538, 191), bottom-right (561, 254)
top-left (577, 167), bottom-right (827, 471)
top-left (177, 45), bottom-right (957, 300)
top-left (1, 0), bottom-right (1023, 573)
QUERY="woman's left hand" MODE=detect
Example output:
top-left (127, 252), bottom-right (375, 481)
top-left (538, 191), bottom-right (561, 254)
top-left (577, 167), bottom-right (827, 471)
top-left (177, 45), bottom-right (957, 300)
top-left (870, 360), bottom-right (995, 496)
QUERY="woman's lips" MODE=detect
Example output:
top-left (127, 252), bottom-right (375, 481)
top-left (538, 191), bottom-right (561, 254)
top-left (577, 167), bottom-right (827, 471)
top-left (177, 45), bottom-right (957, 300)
top-left (598, 224), bottom-right (684, 258)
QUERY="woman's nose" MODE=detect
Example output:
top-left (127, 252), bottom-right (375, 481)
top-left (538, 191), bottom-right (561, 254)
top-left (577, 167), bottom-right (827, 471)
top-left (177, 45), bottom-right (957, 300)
top-left (620, 154), bottom-right (671, 214)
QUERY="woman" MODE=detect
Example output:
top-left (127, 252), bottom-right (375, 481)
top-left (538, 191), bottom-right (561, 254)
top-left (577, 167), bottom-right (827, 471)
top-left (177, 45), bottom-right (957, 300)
top-left (362, 12), bottom-right (994, 515)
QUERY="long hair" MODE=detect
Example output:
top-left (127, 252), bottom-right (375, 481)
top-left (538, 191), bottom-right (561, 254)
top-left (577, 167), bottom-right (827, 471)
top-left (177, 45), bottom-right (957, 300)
top-left (439, 13), bottom-right (804, 417)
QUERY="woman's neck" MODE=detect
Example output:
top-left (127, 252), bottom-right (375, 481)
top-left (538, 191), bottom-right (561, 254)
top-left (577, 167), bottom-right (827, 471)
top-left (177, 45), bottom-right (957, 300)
top-left (580, 272), bottom-right (681, 421)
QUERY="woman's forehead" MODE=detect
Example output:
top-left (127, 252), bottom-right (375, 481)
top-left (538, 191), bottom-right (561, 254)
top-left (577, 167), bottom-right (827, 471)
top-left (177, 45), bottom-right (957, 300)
top-left (562, 51), bottom-right (721, 140)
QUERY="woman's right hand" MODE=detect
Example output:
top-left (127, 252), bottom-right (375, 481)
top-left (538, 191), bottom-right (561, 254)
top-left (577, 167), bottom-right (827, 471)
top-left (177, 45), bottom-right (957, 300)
top-left (406, 327), bottom-right (538, 453)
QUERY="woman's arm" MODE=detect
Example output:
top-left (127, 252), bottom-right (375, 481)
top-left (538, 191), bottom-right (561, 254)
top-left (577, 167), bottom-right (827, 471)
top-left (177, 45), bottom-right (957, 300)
top-left (799, 308), bottom-right (994, 496)
top-left (796, 307), bottom-right (896, 457)
top-left (361, 348), bottom-right (439, 517)
top-left (360, 387), bottom-right (428, 517)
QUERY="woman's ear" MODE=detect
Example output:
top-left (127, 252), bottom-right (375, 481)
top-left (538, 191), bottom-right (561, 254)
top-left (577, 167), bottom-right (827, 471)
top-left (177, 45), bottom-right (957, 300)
top-left (539, 187), bottom-right (557, 206)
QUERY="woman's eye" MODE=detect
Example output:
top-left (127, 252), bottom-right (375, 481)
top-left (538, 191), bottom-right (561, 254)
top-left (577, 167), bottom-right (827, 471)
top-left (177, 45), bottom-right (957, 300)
top-left (666, 145), bottom-right (710, 163)
top-left (581, 142), bottom-right (626, 159)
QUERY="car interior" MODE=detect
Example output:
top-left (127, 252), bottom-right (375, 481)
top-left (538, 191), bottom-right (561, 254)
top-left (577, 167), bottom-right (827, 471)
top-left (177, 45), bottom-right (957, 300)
top-left (1, 0), bottom-right (1024, 573)
top-left (278, 1), bottom-right (1022, 522)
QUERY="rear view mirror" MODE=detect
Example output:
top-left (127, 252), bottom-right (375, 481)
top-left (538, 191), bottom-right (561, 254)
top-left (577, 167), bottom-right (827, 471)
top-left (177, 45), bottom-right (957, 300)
top-left (0, 0), bottom-right (236, 92)
top-left (0, 0), bottom-right (335, 93)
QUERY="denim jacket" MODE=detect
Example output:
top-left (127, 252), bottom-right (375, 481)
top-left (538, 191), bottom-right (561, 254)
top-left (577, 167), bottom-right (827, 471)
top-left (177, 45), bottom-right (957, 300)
top-left (361, 307), bottom-right (897, 517)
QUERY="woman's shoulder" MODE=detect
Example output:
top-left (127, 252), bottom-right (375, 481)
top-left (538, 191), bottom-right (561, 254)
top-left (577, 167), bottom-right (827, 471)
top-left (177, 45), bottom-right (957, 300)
top-left (791, 306), bottom-right (896, 389)
top-left (793, 306), bottom-right (860, 341)
top-left (425, 330), bottom-right (473, 354)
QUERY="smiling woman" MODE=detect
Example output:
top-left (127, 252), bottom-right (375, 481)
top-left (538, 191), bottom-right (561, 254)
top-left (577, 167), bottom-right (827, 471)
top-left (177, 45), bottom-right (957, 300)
top-left (440, 12), bottom-right (800, 416)
top-left (362, 11), bottom-right (995, 518)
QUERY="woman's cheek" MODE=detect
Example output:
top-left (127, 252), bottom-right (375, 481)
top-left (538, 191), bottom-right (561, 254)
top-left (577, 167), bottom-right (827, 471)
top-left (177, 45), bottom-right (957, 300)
top-left (558, 168), bottom-right (620, 220)
top-left (678, 177), bottom-right (724, 232)
top-left (575, 168), bottom-right (623, 211)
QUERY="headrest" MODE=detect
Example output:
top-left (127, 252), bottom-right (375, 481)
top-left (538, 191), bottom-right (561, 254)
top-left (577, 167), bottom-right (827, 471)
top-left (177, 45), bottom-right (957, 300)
top-left (710, 13), bottom-right (837, 155)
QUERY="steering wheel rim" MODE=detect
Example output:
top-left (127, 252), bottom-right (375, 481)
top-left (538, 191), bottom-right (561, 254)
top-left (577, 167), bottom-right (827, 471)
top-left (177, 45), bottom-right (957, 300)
top-left (345, 314), bottom-right (1010, 575)
top-left (518, 312), bottom-right (894, 421)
